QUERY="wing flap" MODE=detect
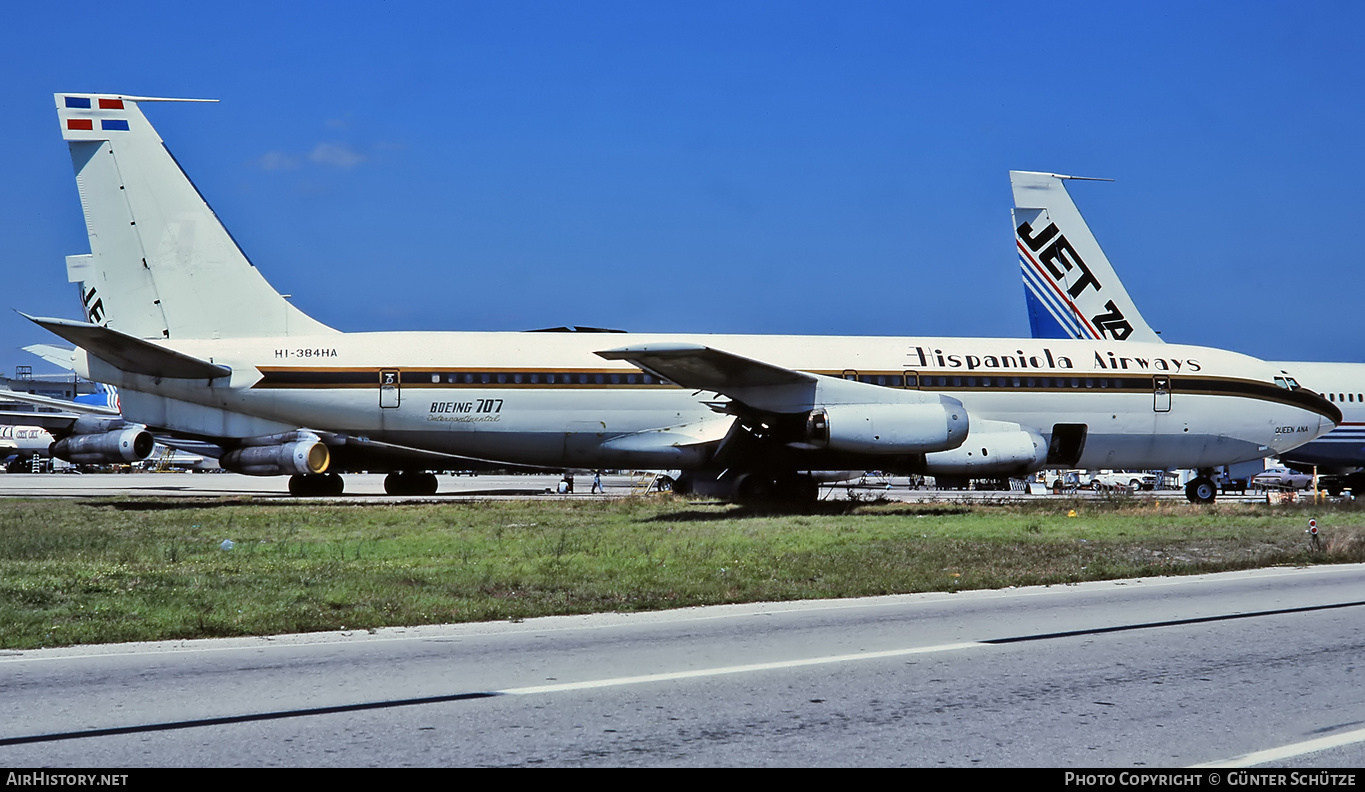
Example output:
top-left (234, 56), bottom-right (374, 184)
top-left (596, 343), bottom-right (815, 391)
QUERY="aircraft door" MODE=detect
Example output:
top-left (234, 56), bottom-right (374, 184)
top-left (1047, 423), bottom-right (1088, 466)
top-left (903, 370), bottom-right (919, 389)
top-left (1153, 375), bottom-right (1171, 412)
top-left (380, 369), bottom-right (400, 408)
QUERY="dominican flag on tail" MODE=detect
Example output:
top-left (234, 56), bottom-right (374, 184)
top-left (58, 94), bottom-right (140, 141)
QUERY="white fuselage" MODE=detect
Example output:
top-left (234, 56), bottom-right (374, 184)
top-left (77, 332), bottom-right (1338, 474)
top-left (1268, 361), bottom-right (1365, 472)
top-left (0, 425), bottom-right (55, 457)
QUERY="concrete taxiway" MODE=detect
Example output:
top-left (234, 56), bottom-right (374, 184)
top-left (0, 471), bottom-right (1283, 503)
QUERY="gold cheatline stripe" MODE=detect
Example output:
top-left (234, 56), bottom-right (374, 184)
top-left (249, 366), bottom-right (1337, 419)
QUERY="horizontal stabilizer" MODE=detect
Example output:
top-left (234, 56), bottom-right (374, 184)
top-left (21, 344), bottom-right (78, 371)
top-left (21, 314), bottom-right (230, 380)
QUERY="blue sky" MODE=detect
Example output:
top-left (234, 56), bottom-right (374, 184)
top-left (5, 1), bottom-right (1364, 380)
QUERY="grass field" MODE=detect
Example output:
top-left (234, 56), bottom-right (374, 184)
top-left (2, 494), bottom-right (1363, 649)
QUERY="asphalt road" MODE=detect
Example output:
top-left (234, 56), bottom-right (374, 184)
top-left (3, 565), bottom-right (1363, 767)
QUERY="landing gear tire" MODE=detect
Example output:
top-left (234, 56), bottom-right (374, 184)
top-left (384, 471), bottom-right (439, 496)
top-left (1185, 477), bottom-right (1216, 504)
top-left (736, 474), bottom-right (773, 501)
top-left (289, 473), bottom-right (344, 496)
top-left (774, 475), bottom-right (820, 503)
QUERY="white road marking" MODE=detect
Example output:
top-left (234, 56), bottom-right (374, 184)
top-left (500, 641), bottom-right (985, 695)
top-left (1190, 726), bottom-right (1365, 767)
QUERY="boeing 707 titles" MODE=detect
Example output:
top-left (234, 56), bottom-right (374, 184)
top-left (22, 95), bottom-right (1340, 502)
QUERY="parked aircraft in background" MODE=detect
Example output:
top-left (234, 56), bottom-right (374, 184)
top-left (1010, 170), bottom-right (1365, 493)
top-left (21, 95), bottom-right (1341, 502)
top-left (0, 424), bottom-right (56, 469)
top-left (0, 378), bottom-right (220, 470)
top-left (0, 378), bottom-right (151, 467)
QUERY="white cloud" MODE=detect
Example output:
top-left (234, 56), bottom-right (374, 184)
top-left (255, 150), bottom-right (300, 171)
top-left (309, 142), bottom-right (365, 169)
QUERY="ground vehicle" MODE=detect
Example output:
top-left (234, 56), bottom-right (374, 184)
top-left (1249, 467), bottom-right (1314, 490)
top-left (1088, 471), bottom-right (1157, 492)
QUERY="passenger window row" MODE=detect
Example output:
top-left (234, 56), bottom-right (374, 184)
top-left (412, 371), bottom-right (668, 386)
top-left (400, 370), bottom-right (1140, 390)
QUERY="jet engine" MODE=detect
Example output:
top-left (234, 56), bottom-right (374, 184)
top-left (803, 402), bottom-right (967, 455)
top-left (922, 419), bottom-right (1047, 476)
top-left (219, 432), bottom-right (330, 476)
top-left (50, 425), bottom-right (155, 464)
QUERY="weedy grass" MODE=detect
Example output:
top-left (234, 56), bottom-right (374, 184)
top-left (2, 495), bottom-right (1363, 649)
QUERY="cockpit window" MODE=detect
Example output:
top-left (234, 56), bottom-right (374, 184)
top-left (1274, 375), bottom-right (1302, 391)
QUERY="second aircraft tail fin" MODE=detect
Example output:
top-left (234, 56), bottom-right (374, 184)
top-left (1010, 171), bottom-right (1161, 344)
top-left (56, 93), bottom-right (335, 341)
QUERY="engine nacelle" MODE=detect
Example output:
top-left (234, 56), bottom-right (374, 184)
top-left (804, 402), bottom-right (967, 455)
top-left (50, 427), bottom-right (155, 464)
top-left (922, 420), bottom-right (1047, 476)
top-left (220, 438), bottom-right (330, 476)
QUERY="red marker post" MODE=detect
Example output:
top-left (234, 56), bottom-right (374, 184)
top-left (1307, 519), bottom-right (1323, 551)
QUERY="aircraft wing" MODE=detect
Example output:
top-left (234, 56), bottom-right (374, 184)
top-left (0, 410), bottom-right (77, 433)
top-left (153, 436), bottom-right (225, 460)
top-left (320, 432), bottom-right (529, 472)
top-left (21, 314), bottom-right (230, 380)
top-left (0, 388), bottom-right (120, 417)
top-left (158, 430), bottom-right (544, 473)
top-left (596, 342), bottom-right (955, 416)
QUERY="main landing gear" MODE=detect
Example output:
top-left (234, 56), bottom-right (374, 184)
top-left (384, 471), bottom-right (439, 496)
top-left (1184, 470), bottom-right (1217, 504)
top-left (288, 473), bottom-right (344, 496)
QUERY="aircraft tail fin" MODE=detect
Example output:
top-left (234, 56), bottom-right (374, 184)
top-left (56, 93), bottom-right (335, 340)
top-left (76, 382), bottom-right (121, 412)
top-left (1010, 171), bottom-right (1162, 344)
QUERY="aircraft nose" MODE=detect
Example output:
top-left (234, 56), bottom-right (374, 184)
top-left (1320, 410), bottom-right (1338, 438)
top-left (1319, 393), bottom-right (1344, 435)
